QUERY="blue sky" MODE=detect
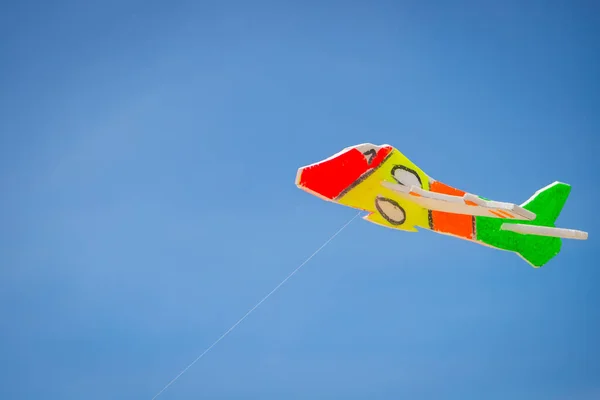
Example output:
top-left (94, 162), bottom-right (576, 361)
top-left (1, 1), bottom-right (599, 399)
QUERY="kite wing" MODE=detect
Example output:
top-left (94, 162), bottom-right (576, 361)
top-left (381, 181), bottom-right (536, 221)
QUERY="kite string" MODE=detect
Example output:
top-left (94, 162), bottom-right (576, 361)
top-left (151, 210), bottom-right (363, 399)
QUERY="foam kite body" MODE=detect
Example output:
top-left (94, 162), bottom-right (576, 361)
top-left (295, 143), bottom-right (588, 267)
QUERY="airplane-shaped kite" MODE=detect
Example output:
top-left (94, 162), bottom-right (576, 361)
top-left (295, 143), bottom-right (588, 267)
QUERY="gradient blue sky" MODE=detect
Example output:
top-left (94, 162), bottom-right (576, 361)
top-left (1, 1), bottom-right (599, 399)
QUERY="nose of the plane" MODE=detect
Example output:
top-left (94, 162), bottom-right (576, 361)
top-left (296, 147), bottom-right (385, 200)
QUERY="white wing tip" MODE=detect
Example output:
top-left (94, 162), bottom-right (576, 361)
top-left (501, 223), bottom-right (588, 240)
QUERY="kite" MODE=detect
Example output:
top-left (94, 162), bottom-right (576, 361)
top-left (295, 143), bottom-right (588, 267)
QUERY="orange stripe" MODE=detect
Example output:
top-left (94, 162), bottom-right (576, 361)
top-left (489, 210), bottom-right (506, 218)
top-left (464, 200), bottom-right (478, 206)
top-left (495, 210), bottom-right (514, 218)
top-left (409, 192), bottom-right (421, 197)
top-left (429, 181), bottom-right (474, 239)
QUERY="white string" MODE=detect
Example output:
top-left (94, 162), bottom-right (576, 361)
top-left (151, 210), bottom-right (363, 399)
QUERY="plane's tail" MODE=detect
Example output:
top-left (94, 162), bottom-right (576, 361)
top-left (513, 182), bottom-right (571, 267)
top-left (476, 181), bottom-right (573, 267)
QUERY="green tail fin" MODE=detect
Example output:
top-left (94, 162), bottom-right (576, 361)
top-left (521, 182), bottom-right (571, 225)
top-left (475, 182), bottom-right (571, 267)
top-left (514, 182), bottom-right (571, 266)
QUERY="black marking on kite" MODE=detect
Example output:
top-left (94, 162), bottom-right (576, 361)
top-left (375, 196), bottom-right (406, 225)
top-left (391, 165), bottom-right (422, 188)
top-left (335, 151), bottom-right (393, 200)
top-left (428, 210), bottom-right (434, 230)
top-left (335, 168), bottom-right (377, 200)
top-left (363, 149), bottom-right (377, 165)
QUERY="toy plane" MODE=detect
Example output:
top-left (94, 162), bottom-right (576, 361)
top-left (295, 143), bottom-right (588, 267)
